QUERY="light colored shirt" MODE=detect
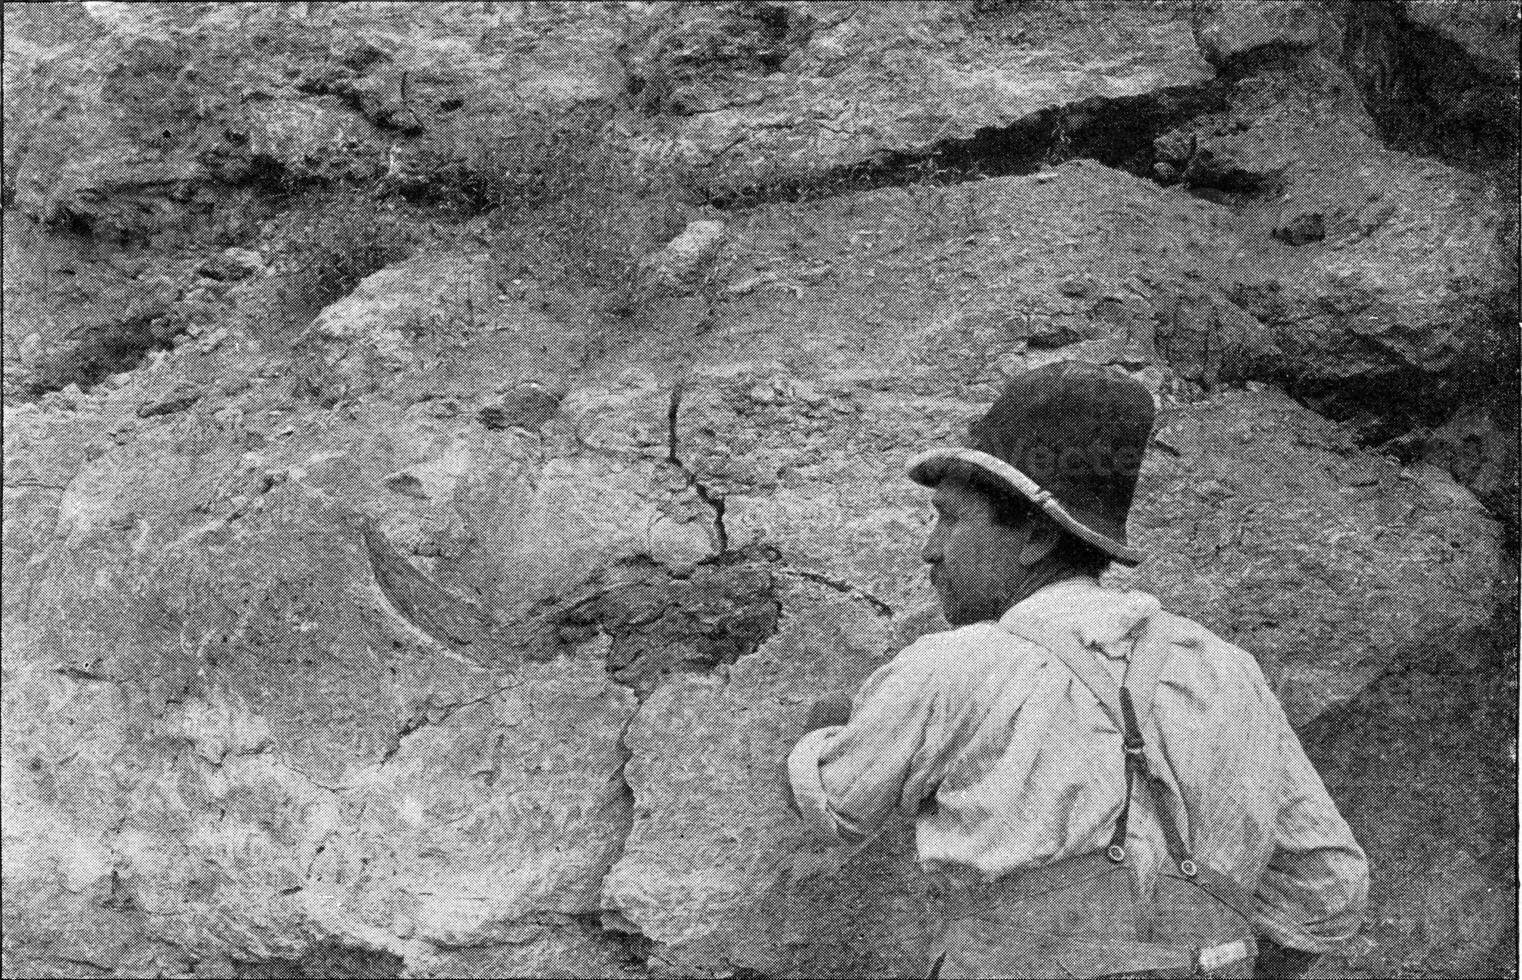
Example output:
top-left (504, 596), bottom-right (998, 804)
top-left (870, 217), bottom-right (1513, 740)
top-left (787, 577), bottom-right (1368, 953)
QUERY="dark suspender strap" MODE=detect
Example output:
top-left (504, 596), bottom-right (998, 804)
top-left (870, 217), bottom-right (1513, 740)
top-left (1123, 615), bottom-right (1199, 873)
top-left (1119, 686), bottom-right (1196, 873)
top-left (1109, 746), bottom-right (1136, 857)
top-left (1001, 611), bottom-right (1198, 873)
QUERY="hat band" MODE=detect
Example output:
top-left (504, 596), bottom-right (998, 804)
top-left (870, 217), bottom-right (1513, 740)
top-left (906, 448), bottom-right (1146, 566)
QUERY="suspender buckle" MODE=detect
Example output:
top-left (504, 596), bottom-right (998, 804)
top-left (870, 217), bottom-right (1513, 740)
top-left (1195, 937), bottom-right (1252, 974)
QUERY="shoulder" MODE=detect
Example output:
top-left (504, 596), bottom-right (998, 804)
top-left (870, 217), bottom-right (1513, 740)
top-left (891, 621), bottom-right (1048, 684)
top-left (1153, 610), bottom-right (1276, 698)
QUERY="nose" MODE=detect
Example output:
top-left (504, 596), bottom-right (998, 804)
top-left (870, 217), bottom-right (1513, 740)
top-left (922, 524), bottom-right (943, 566)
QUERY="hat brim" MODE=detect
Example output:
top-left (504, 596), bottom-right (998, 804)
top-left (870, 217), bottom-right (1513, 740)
top-left (907, 448), bottom-right (1146, 566)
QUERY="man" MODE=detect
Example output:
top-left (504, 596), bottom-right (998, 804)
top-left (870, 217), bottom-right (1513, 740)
top-left (785, 362), bottom-right (1368, 979)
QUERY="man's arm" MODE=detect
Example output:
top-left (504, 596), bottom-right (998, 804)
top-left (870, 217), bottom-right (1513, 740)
top-left (782, 694), bottom-right (852, 815)
top-left (784, 639), bottom-right (955, 844)
top-left (1253, 712), bottom-right (1370, 975)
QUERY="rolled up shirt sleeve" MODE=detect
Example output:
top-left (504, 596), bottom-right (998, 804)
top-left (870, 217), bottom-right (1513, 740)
top-left (788, 725), bottom-right (855, 843)
top-left (1253, 715), bottom-right (1370, 953)
top-left (786, 640), bottom-right (950, 845)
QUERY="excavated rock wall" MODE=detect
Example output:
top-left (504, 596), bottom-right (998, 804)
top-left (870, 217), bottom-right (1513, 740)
top-left (3, 2), bottom-right (1517, 978)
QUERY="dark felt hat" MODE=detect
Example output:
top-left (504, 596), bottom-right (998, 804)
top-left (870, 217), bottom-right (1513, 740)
top-left (907, 362), bottom-right (1155, 565)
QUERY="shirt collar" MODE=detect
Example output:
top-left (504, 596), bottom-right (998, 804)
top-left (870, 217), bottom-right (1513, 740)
top-left (998, 576), bottom-right (1162, 658)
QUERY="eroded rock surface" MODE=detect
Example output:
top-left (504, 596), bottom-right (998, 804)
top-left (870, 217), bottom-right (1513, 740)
top-left (627, 0), bottom-right (1213, 193)
top-left (4, 3), bottom-right (1517, 978)
top-left (1153, 57), bottom-right (1511, 437)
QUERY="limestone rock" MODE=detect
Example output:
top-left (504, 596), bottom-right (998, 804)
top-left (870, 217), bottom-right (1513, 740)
top-left (4, 203), bottom-right (1512, 980)
top-left (672, 362), bottom-right (1506, 729)
top-left (1124, 386), bottom-right (1509, 724)
top-left (630, 1), bottom-right (1212, 194)
top-left (602, 579), bottom-right (927, 976)
top-left (3, 3), bottom-right (626, 239)
top-left (1, 211), bottom-right (183, 399)
top-left (1399, 401), bottom-right (1521, 544)
top-left (1153, 60), bottom-right (1511, 433)
top-left (653, 166), bottom-right (1509, 725)
top-left (1332, 0), bottom-right (1519, 176)
top-left (1401, 0), bottom-right (1522, 79)
top-left (2, 359), bottom-right (673, 973)
top-left (198, 246), bottom-right (265, 282)
top-left (1303, 661), bottom-right (1516, 978)
top-left (293, 252), bottom-right (586, 406)
top-left (638, 219), bottom-right (727, 297)
top-left (1192, 0), bottom-right (1343, 66)
top-left (2, 4), bottom-right (1516, 978)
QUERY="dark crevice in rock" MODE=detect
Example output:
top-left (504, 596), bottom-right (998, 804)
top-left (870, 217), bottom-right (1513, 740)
top-left (423, 908), bottom-right (657, 967)
top-left (3, 480), bottom-right (69, 491)
top-left (666, 381), bottom-right (683, 465)
top-left (690, 479), bottom-right (729, 553)
top-left (52, 956), bottom-right (115, 976)
top-left (1288, 353), bottom-right (1508, 455)
top-left (584, 715), bottom-right (652, 973)
top-left (572, 910), bottom-right (657, 975)
top-left (564, 552), bottom-right (781, 700)
top-left (705, 82), bottom-right (1230, 210)
top-left (580, 709), bottom-right (644, 973)
top-left (198, 144), bottom-right (316, 202)
top-left (1256, 285), bottom-right (1520, 550)
top-left (55, 665), bottom-right (118, 684)
top-left (1210, 40), bottom-right (1330, 85)
top-left (1342, 2), bottom-right (1520, 174)
top-left (19, 311), bottom-right (179, 400)
top-left (231, 939), bottom-right (404, 979)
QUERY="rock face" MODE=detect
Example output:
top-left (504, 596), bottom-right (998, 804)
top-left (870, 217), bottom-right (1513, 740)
top-left (1401, 0), bottom-right (1520, 82)
top-left (1, 0), bottom-right (626, 396)
top-left (637, 219), bottom-right (727, 298)
top-left (1301, 641), bottom-right (1518, 978)
top-left (1153, 54), bottom-right (1511, 424)
top-left (3, 3), bottom-right (1517, 979)
top-left (1192, 0), bottom-right (1343, 65)
top-left (626, 1), bottom-right (1214, 191)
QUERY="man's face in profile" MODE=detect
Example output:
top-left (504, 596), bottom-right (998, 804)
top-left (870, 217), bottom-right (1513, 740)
top-left (921, 478), bottom-right (1024, 626)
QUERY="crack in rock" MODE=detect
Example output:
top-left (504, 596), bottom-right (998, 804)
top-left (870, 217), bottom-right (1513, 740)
top-left (706, 82), bottom-right (1229, 209)
top-left (580, 709), bottom-right (654, 972)
top-left (667, 379), bottom-right (729, 553)
top-left (378, 679), bottom-right (525, 765)
top-left (775, 568), bottom-right (894, 617)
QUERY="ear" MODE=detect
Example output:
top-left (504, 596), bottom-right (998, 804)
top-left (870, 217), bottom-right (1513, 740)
top-left (1016, 516), bottom-right (1062, 567)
